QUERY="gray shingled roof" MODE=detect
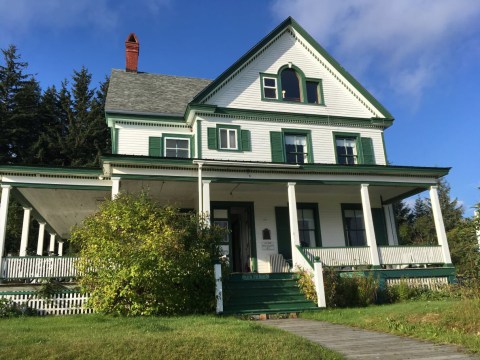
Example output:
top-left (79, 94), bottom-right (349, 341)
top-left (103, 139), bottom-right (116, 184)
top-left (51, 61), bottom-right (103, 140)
top-left (105, 69), bottom-right (212, 116)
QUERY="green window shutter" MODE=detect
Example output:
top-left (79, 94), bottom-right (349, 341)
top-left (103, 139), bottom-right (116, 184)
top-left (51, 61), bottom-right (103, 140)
top-left (149, 136), bottom-right (162, 157)
top-left (360, 137), bottom-right (375, 164)
top-left (240, 129), bottom-right (251, 151)
top-left (207, 127), bottom-right (217, 149)
top-left (372, 208), bottom-right (388, 245)
top-left (270, 131), bottom-right (285, 162)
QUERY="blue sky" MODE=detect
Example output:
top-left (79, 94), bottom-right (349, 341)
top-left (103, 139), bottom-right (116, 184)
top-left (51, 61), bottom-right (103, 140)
top-left (1, 0), bottom-right (479, 215)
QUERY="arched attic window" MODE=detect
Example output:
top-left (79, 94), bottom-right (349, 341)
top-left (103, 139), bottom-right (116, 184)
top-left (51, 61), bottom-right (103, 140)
top-left (280, 67), bottom-right (302, 102)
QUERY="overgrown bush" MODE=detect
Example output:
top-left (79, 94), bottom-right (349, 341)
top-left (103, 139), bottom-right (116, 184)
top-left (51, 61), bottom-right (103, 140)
top-left (296, 267), bottom-right (317, 303)
top-left (0, 298), bottom-right (35, 317)
top-left (70, 192), bottom-right (226, 316)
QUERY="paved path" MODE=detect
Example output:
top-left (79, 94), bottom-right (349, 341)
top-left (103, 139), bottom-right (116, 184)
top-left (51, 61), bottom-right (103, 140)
top-left (266, 319), bottom-right (477, 360)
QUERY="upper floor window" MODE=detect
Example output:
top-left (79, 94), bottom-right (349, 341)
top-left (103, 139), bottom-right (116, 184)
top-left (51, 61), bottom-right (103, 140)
top-left (219, 128), bottom-right (238, 150)
top-left (285, 134), bottom-right (307, 164)
top-left (270, 129), bottom-right (313, 164)
top-left (165, 137), bottom-right (189, 158)
top-left (333, 132), bottom-right (376, 165)
top-left (281, 68), bottom-right (301, 102)
top-left (336, 137), bottom-right (358, 165)
top-left (260, 65), bottom-right (325, 105)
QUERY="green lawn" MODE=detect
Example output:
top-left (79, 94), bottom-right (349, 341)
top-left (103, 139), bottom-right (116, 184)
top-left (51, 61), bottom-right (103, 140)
top-left (302, 299), bottom-right (480, 353)
top-left (0, 315), bottom-right (343, 360)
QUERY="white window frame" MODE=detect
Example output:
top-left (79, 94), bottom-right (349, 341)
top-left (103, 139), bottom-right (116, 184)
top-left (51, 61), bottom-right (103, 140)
top-left (164, 137), bottom-right (190, 158)
top-left (219, 128), bottom-right (238, 150)
top-left (262, 76), bottom-right (277, 99)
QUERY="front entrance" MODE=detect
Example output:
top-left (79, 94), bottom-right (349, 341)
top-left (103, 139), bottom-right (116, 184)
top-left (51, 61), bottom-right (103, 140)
top-left (211, 202), bottom-right (257, 273)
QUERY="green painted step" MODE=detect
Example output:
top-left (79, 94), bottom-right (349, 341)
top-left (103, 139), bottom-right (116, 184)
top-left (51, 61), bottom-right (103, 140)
top-left (224, 279), bottom-right (299, 290)
top-left (222, 307), bottom-right (319, 315)
top-left (226, 294), bottom-right (307, 305)
top-left (225, 300), bottom-right (316, 311)
top-left (224, 286), bottom-right (302, 296)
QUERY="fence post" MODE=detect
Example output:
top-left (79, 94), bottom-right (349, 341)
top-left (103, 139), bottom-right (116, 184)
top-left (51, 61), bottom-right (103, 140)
top-left (214, 262), bottom-right (223, 314)
top-left (314, 258), bottom-right (326, 308)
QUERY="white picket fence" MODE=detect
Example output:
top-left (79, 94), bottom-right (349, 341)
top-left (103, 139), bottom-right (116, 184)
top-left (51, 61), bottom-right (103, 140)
top-left (0, 291), bottom-right (92, 315)
top-left (385, 277), bottom-right (448, 290)
top-left (1, 256), bottom-right (79, 279)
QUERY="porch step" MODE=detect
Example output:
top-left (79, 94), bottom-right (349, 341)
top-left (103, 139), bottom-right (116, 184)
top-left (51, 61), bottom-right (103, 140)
top-left (222, 273), bottom-right (318, 315)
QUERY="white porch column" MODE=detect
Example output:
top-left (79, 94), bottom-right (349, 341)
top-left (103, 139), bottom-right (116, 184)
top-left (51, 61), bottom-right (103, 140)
top-left (0, 185), bottom-right (12, 260)
top-left (197, 163), bottom-right (203, 213)
top-left (287, 182), bottom-right (300, 266)
top-left (383, 204), bottom-right (399, 246)
top-left (36, 222), bottom-right (46, 256)
top-left (202, 180), bottom-right (211, 226)
top-left (58, 240), bottom-right (64, 257)
top-left (430, 185), bottom-right (453, 264)
top-left (360, 184), bottom-right (380, 267)
top-left (214, 263), bottom-right (223, 314)
top-left (111, 177), bottom-right (121, 200)
top-left (49, 233), bottom-right (56, 255)
top-left (19, 207), bottom-right (32, 257)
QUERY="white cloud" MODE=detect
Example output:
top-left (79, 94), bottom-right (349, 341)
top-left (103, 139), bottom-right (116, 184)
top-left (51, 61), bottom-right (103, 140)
top-left (271, 0), bottom-right (480, 102)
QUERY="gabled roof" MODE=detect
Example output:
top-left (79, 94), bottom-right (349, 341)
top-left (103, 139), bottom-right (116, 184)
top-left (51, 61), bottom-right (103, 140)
top-left (190, 17), bottom-right (393, 120)
top-left (105, 69), bottom-right (211, 117)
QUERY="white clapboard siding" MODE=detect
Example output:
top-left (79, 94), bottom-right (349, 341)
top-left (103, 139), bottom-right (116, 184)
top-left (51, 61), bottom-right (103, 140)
top-left (199, 116), bottom-right (385, 164)
top-left (2, 257), bottom-right (78, 279)
top-left (206, 30), bottom-right (383, 119)
top-left (117, 123), bottom-right (192, 156)
top-left (1, 292), bottom-right (92, 315)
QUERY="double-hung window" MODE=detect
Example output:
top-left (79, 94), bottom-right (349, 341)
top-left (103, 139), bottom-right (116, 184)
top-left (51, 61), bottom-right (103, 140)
top-left (342, 206), bottom-right (367, 246)
top-left (262, 76), bottom-right (277, 99)
top-left (165, 137), bottom-right (190, 158)
top-left (285, 134), bottom-right (308, 164)
top-left (270, 129), bottom-right (313, 164)
top-left (219, 128), bottom-right (238, 150)
top-left (336, 137), bottom-right (358, 165)
top-left (298, 207), bottom-right (317, 247)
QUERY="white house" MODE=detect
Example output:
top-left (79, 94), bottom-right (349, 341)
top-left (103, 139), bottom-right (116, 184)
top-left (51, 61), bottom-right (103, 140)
top-left (0, 18), bottom-right (455, 313)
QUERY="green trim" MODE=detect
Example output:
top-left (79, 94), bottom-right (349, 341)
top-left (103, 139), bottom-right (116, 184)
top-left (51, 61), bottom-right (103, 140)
top-left (282, 128), bottom-right (314, 163)
top-left (211, 201), bottom-right (257, 272)
top-left (7, 183), bottom-right (111, 191)
top-left (162, 133), bottom-right (194, 158)
top-left (305, 78), bottom-right (325, 106)
top-left (193, 106), bottom-right (394, 129)
top-left (148, 136), bottom-right (162, 157)
top-left (197, 120), bottom-right (202, 159)
top-left (109, 174), bottom-right (197, 182)
top-left (110, 121), bottom-right (118, 154)
top-left (190, 17), bottom-right (393, 119)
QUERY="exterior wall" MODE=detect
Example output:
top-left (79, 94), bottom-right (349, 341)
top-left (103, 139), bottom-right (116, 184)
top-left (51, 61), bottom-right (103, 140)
top-left (198, 115), bottom-right (386, 165)
top-left (116, 123), bottom-right (192, 156)
top-left (205, 30), bottom-right (382, 119)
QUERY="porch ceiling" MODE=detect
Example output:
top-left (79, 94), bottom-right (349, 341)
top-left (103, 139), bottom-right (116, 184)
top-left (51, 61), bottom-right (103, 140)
top-left (16, 188), bottom-right (110, 239)
top-left (121, 179), bottom-right (197, 206)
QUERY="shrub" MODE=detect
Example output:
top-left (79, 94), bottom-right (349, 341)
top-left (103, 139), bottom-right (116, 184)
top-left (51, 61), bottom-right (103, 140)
top-left (70, 192), bottom-right (226, 316)
top-left (296, 267), bottom-right (317, 303)
top-left (0, 298), bottom-right (35, 317)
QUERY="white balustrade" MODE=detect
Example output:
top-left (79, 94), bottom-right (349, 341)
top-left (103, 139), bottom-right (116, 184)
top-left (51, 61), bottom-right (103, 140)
top-left (378, 246), bottom-right (443, 265)
top-left (302, 247), bottom-right (371, 267)
top-left (1, 256), bottom-right (79, 279)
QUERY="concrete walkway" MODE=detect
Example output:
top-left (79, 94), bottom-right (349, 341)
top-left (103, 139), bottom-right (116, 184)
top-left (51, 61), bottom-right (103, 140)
top-left (266, 319), bottom-right (478, 360)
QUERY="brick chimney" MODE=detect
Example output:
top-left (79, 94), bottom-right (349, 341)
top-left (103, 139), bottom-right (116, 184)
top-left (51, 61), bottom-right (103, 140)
top-left (125, 33), bottom-right (139, 73)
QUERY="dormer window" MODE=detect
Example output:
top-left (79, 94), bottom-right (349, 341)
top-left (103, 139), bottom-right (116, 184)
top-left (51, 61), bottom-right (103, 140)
top-left (260, 65), bottom-right (324, 105)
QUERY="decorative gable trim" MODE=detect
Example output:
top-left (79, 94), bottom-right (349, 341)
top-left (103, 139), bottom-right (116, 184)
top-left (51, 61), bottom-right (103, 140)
top-left (190, 17), bottom-right (393, 120)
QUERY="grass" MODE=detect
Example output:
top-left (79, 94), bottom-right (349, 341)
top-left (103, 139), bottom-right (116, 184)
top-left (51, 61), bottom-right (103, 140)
top-left (301, 298), bottom-right (480, 354)
top-left (0, 314), bottom-right (344, 360)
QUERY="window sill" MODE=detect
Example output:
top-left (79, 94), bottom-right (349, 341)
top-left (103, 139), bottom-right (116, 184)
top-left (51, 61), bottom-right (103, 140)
top-left (261, 98), bottom-right (326, 107)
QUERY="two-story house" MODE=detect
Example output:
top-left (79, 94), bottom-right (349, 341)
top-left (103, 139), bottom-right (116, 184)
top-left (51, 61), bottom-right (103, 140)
top-left (0, 17), bottom-right (455, 313)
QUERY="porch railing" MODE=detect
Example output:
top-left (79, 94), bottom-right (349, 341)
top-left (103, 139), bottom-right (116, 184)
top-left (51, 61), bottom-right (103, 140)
top-left (301, 245), bottom-right (444, 267)
top-left (302, 247), bottom-right (371, 267)
top-left (378, 245), bottom-right (443, 265)
top-left (1, 256), bottom-right (79, 280)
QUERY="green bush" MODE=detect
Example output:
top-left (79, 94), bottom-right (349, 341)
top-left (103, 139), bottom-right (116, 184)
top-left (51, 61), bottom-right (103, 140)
top-left (70, 192), bottom-right (226, 316)
top-left (296, 267), bottom-right (317, 303)
top-left (0, 298), bottom-right (35, 317)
